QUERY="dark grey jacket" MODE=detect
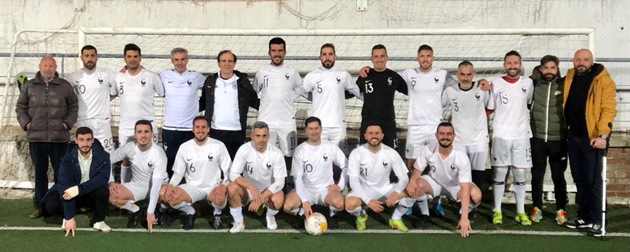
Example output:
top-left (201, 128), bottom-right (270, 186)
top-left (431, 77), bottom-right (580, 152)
top-left (530, 66), bottom-right (567, 141)
top-left (15, 72), bottom-right (78, 142)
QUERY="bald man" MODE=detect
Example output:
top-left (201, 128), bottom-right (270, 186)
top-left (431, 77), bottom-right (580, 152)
top-left (16, 56), bottom-right (79, 218)
top-left (562, 49), bottom-right (616, 237)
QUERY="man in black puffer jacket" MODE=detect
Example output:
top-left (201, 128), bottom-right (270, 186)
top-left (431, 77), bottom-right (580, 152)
top-left (16, 56), bottom-right (78, 218)
top-left (528, 55), bottom-right (568, 225)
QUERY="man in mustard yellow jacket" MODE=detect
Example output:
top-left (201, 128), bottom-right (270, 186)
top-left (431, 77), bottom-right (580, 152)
top-left (562, 49), bottom-right (616, 237)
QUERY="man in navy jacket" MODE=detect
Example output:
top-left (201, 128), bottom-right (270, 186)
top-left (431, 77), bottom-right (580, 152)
top-left (41, 127), bottom-right (111, 236)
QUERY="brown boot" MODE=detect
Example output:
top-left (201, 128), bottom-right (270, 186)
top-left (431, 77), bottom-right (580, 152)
top-left (30, 209), bottom-right (43, 219)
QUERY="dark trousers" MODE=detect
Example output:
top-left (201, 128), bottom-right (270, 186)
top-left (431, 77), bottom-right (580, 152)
top-left (472, 170), bottom-right (486, 191)
top-left (44, 185), bottom-right (109, 224)
top-left (360, 123), bottom-right (398, 149)
top-left (29, 142), bottom-right (67, 207)
top-left (162, 129), bottom-right (195, 178)
top-left (530, 137), bottom-right (568, 210)
top-left (210, 129), bottom-right (246, 160)
top-left (567, 134), bottom-right (603, 225)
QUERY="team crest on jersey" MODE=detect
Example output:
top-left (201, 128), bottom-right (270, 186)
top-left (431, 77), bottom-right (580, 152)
top-left (141, 79), bottom-right (147, 86)
top-left (148, 161), bottom-right (153, 168)
top-left (187, 80), bottom-right (192, 85)
top-left (208, 154), bottom-right (214, 161)
top-left (387, 77), bottom-right (393, 86)
top-left (323, 153), bottom-right (328, 161)
top-left (521, 87), bottom-right (527, 93)
top-left (430, 165), bottom-right (436, 173)
top-left (266, 162), bottom-right (272, 169)
top-left (450, 165), bottom-right (456, 170)
top-left (285, 73), bottom-right (290, 80)
top-left (98, 78), bottom-right (104, 84)
top-left (411, 80), bottom-right (417, 89)
top-left (336, 76), bottom-right (341, 83)
top-left (475, 94), bottom-right (481, 100)
top-left (382, 159), bottom-right (388, 167)
top-left (434, 77), bottom-right (440, 83)
top-left (232, 82), bottom-right (237, 89)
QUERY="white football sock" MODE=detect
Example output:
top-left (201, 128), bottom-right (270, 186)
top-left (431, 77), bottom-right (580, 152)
top-left (121, 200), bottom-right (139, 213)
top-left (266, 208), bottom-right (279, 217)
top-left (512, 168), bottom-right (527, 213)
top-left (173, 202), bottom-right (195, 215)
top-left (416, 195), bottom-right (429, 216)
top-left (347, 206), bottom-right (363, 217)
top-left (493, 167), bottom-right (509, 211)
top-left (230, 206), bottom-right (243, 223)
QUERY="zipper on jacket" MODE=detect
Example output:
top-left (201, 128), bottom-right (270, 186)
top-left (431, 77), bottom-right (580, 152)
top-left (544, 82), bottom-right (551, 142)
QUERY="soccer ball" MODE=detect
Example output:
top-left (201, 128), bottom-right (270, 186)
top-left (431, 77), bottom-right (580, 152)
top-left (304, 212), bottom-right (328, 235)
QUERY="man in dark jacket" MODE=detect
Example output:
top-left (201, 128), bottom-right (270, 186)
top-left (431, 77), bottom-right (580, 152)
top-left (200, 50), bottom-right (259, 159)
top-left (528, 55), bottom-right (568, 225)
top-left (15, 56), bottom-right (79, 218)
top-left (41, 127), bottom-right (111, 236)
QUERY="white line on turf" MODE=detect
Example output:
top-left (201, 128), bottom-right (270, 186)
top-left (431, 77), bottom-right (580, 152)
top-left (0, 226), bottom-right (628, 237)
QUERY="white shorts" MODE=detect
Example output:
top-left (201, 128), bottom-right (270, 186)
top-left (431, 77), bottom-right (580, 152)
top-left (269, 124), bottom-right (298, 157)
top-left (405, 125), bottom-right (437, 158)
top-left (461, 143), bottom-right (489, 171)
top-left (347, 184), bottom-right (396, 204)
top-left (322, 126), bottom-right (349, 155)
top-left (122, 182), bottom-right (149, 202)
top-left (77, 119), bottom-right (114, 154)
top-left (421, 175), bottom-right (461, 202)
top-left (491, 138), bottom-right (532, 168)
top-left (179, 183), bottom-right (218, 203)
top-left (301, 187), bottom-right (330, 206)
top-left (118, 122), bottom-right (159, 147)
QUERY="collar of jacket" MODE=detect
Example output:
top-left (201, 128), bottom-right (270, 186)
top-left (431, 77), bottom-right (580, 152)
top-left (65, 139), bottom-right (107, 162)
top-left (33, 71), bottom-right (62, 85)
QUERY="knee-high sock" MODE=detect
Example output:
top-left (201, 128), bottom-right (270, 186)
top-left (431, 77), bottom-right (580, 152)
top-left (266, 208), bottom-right (279, 217)
top-left (212, 200), bottom-right (227, 215)
top-left (393, 198), bottom-right (415, 220)
top-left (329, 206), bottom-right (342, 217)
top-left (173, 202), bottom-right (195, 215)
top-left (230, 206), bottom-right (243, 223)
top-left (493, 167), bottom-right (509, 211)
top-left (416, 195), bottom-right (429, 216)
top-left (122, 200), bottom-right (140, 213)
top-left (512, 168), bottom-right (527, 213)
top-left (347, 206), bottom-right (363, 217)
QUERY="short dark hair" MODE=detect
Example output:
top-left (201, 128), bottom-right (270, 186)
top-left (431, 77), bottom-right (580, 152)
top-left (540, 55), bottom-right (559, 67)
top-left (217, 50), bottom-right (237, 63)
top-left (504, 50), bottom-right (521, 61)
top-left (252, 121), bottom-right (269, 131)
top-left (75, 126), bottom-right (93, 138)
top-left (124, 43), bottom-right (141, 57)
top-left (364, 121), bottom-right (382, 131)
top-left (269, 37), bottom-right (286, 51)
top-left (436, 121), bottom-right (454, 132)
top-left (304, 116), bottom-right (322, 128)
top-left (458, 60), bottom-right (474, 68)
top-left (81, 45), bottom-right (97, 55)
top-left (372, 44), bottom-right (387, 54)
top-left (320, 43), bottom-right (336, 54)
top-left (417, 44), bottom-right (433, 53)
top-left (193, 116), bottom-right (208, 126)
top-left (134, 120), bottom-right (153, 132)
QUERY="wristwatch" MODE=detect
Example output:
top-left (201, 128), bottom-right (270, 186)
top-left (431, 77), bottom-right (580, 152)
top-left (600, 134), bottom-right (607, 140)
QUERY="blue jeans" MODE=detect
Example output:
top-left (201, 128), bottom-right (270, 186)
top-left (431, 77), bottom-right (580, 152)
top-left (567, 134), bottom-right (603, 225)
top-left (29, 142), bottom-right (67, 207)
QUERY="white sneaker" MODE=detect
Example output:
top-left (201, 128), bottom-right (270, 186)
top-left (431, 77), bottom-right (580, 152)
top-left (229, 221), bottom-right (245, 233)
top-left (61, 219), bottom-right (66, 230)
top-left (93, 221), bottom-right (112, 233)
top-left (266, 215), bottom-right (277, 230)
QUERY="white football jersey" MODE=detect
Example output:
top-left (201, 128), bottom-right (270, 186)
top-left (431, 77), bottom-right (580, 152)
top-left (170, 137), bottom-right (231, 189)
top-left (111, 142), bottom-right (168, 186)
top-left (413, 144), bottom-right (472, 188)
top-left (300, 67), bottom-right (362, 128)
top-left (254, 64), bottom-right (302, 127)
top-left (115, 69), bottom-right (165, 134)
top-left (488, 77), bottom-right (534, 139)
top-left (401, 67), bottom-right (456, 126)
top-left (442, 84), bottom-right (492, 146)
top-left (230, 142), bottom-right (287, 193)
top-left (66, 67), bottom-right (117, 122)
top-left (347, 144), bottom-right (408, 189)
top-left (291, 141), bottom-right (347, 191)
top-left (159, 69), bottom-right (205, 130)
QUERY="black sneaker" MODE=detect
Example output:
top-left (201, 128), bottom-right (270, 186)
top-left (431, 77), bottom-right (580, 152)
top-left (127, 211), bottom-right (141, 228)
top-left (292, 216), bottom-right (305, 229)
top-left (327, 216), bottom-right (339, 230)
top-left (183, 214), bottom-right (196, 230)
top-left (413, 214), bottom-right (430, 229)
top-left (587, 224), bottom-right (603, 237)
top-left (565, 217), bottom-right (592, 229)
top-left (211, 214), bottom-right (222, 230)
top-left (160, 211), bottom-right (173, 228)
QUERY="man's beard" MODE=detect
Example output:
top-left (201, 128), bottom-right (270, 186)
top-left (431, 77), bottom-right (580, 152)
top-left (321, 61), bottom-right (335, 69)
top-left (438, 139), bottom-right (452, 148)
top-left (543, 73), bottom-right (556, 82)
top-left (84, 61), bottom-right (96, 70)
top-left (79, 146), bottom-right (91, 156)
top-left (271, 56), bottom-right (284, 66)
top-left (576, 65), bottom-right (591, 75)
top-left (368, 138), bottom-right (381, 148)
